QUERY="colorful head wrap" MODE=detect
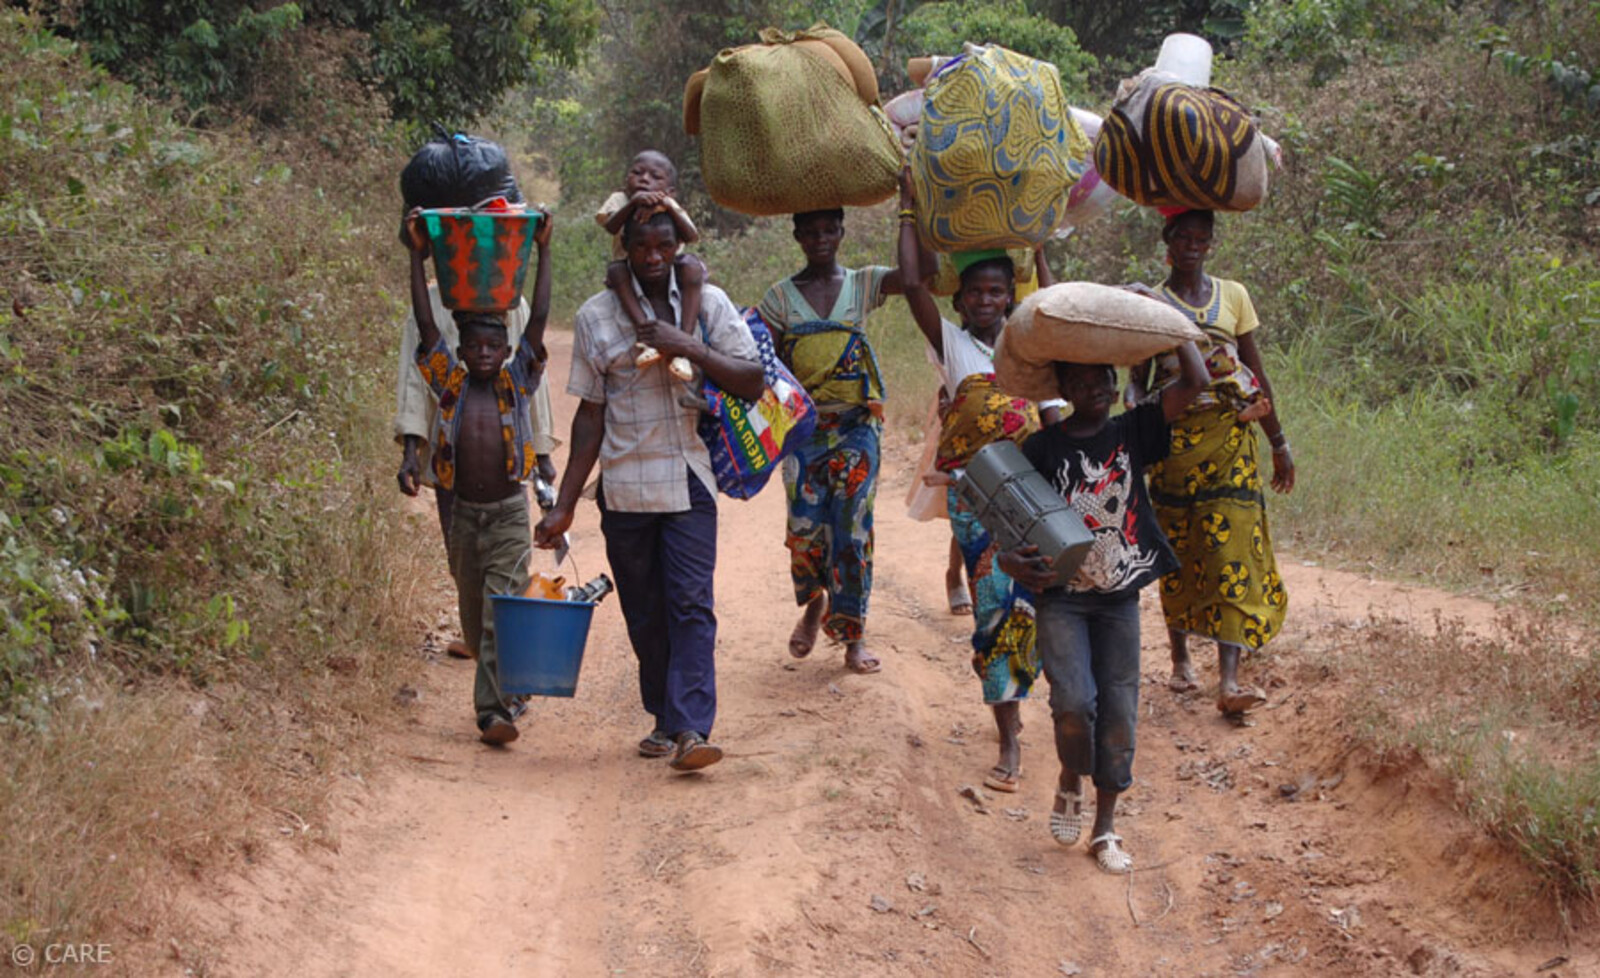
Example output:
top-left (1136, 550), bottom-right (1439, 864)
top-left (951, 249), bottom-right (1011, 275)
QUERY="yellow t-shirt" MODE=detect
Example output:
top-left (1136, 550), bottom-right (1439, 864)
top-left (1151, 276), bottom-right (1262, 412)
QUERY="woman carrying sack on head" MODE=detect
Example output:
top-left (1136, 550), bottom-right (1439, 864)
top-left (760, 202), bottom-right (932, 675)
top-left (1127, 208), bottom-right (1296, 722)
top-left (897, 169), bottom-right (1064, 794)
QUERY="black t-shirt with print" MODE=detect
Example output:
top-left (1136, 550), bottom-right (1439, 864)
top-left (1021, 403), bottom-right (1178, 599)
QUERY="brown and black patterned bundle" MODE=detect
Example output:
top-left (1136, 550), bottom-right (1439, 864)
top-left (1093, 73), bottom-right (1268, 213)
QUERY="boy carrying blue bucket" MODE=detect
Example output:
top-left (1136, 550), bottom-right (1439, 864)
top-left (404, 204), bottom-right (553, 746)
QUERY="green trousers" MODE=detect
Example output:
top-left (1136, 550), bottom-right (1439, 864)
top-left (447, 492), bottom-right (532, 727)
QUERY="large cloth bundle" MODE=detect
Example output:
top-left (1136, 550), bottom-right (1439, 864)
top-left (909, 44), bottom-right (1090, 252)
top-left (1093, 69), bottom-right (1267, 212)
top-left (994, 283), bottom-right (1204, 401)
top-left (684, 26), bottom-right (900, 216)
top-left (698, 310), bottom-right (818, 499)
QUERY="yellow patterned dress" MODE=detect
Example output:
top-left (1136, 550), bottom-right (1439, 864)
top-left (1146, 279), bottom-right (1288, 650)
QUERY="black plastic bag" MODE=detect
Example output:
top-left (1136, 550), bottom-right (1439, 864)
top-left (399, 125), bottom-right (524, 211)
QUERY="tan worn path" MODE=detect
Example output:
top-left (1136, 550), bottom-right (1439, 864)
top-left (189, 331), bottom-right (1596, 978)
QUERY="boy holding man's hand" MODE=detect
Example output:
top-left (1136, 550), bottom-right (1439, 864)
top-left (405, 205), bottom-right (553, 746)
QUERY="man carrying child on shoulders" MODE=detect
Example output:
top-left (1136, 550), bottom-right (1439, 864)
top-left (534, 210), bottom-right (763, 773)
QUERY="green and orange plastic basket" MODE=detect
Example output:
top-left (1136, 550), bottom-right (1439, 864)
top-left (420, 201), bottom-right (541, 312)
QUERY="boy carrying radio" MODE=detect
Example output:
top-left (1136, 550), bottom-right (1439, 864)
top-left (1002, 338), bottom-right (1206, 873)
top-left (597, 150), bottom-right (705, 382)
top-left (404, 204), bottom-right (553, 747)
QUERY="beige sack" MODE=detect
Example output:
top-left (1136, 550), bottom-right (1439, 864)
top-left (685, 25), bottom-right (900, 216)
top-left (994, 283), bottom-right (1204, 401)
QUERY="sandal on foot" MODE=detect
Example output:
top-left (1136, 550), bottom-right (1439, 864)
top-left (845, 645), bottom-right (881, 674)
top-left (1217, 686), bottom-right (1268, 714)
top-left (983, 765), bottom-right (1020, 793)
top-left (947, 584), bottom-right (972, 616)
top-left (445, 639), bottom-right (475, 660)
top-left (1168, 667), bottom-right (1198, 692)
top-left (788, 598), bottom-right (824, 659)
top-left (637, 728), bottom-right (674, 758)
top-left (1049, 790), bottom-right (1083, 847)
top-left (668, 732), bottom-right (723, 772)
top-left (1089, 833), bottom-right (1133, 874)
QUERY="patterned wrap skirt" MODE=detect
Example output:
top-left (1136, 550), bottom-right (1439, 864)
top-left (948, 486), bottom-right (1040, 704)
top-left (782, 407), bottom-right (880, 643)
top-left (1149, 404), bottom-right (1288, 650)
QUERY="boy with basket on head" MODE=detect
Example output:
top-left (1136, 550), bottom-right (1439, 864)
top-left (1001, 312), bottom-right (1207, 874)
top-left (404, 203), bottom-right (553, 747)
top-left (394, 132), bottom-right (559, 661)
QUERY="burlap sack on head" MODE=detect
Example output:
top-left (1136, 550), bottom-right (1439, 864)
top-left (909, 44), bottom-right (1090, 252)
top-left (1094, 68), bottom-right (1268, 212)
top-left (685, 25), bottom-right (901, 217)
top-left (995, 283), bottom-right (1204, 400)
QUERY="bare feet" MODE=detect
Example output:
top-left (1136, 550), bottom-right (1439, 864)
top-left (845, 642), bottom-right (881, 674)
top-left (788, 594), bottom-right (825, 659)
top-left (446, 639), bottom-right (475, 660)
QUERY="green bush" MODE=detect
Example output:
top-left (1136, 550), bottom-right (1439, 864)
top-left (1244, 0), bottom-right (1451, 83)
top-left (30, 0), bottom-right (600, 126)
top-left (0, 10), bottom-right (410, 709)
top-left (897, 0), bottom-right (1096, 98)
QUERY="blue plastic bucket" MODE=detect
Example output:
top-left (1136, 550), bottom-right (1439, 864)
top-left (490, 594), bottom-right (596, 697)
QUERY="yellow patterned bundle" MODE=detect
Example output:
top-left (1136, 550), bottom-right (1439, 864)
top-left (684, 26), bottom-right (901, 217)
top-left (1093, 71), bottom-right (1267, 212)
top-left (909, 45), bottom-right (1090, 252)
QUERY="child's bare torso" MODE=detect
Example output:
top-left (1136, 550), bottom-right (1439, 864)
top-left (454, 378), bottom-right (521, 503)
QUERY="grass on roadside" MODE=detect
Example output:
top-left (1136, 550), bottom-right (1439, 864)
top-left (1323, 612), bottom-right (1600, 912)
top-left (1, 10), bottom-right (431, 959)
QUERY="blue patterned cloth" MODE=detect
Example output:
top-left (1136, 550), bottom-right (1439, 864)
top-left (948, 486), bottom-right (1040, 704)
top-left (782, 408), bottom-right (880, 642)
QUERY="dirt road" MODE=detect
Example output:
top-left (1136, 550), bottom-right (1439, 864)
top-left (192, 333), bottom-right (1594, 977)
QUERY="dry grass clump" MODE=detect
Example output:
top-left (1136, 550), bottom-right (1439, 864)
top-left (1313, 611), bottom-right (1600, 912)
top-left (1, 9), bottom-right (432, 952)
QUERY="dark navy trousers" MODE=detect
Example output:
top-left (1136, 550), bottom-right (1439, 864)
top-left (599, 472), bottom-right (719, 739)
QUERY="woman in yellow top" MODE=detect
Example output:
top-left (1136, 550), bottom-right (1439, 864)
top-left (1130, 209), bottom-right (1296, 719)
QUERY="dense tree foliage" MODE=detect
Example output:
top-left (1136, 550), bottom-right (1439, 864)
top-left (26, 0), bottom-right (600, 125)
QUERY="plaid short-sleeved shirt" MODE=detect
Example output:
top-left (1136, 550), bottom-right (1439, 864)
top-left (568, 273), bottom-right (758, 513)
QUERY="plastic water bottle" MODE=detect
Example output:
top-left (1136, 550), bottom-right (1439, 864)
top-left (565, 573), bottom-right (614, 605)
top-left (533, 476), bottom-right (557, 513)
